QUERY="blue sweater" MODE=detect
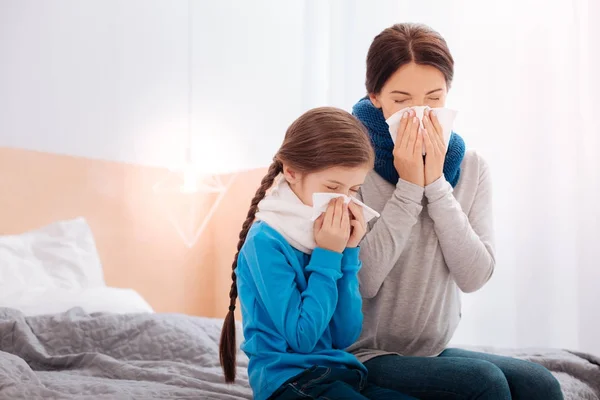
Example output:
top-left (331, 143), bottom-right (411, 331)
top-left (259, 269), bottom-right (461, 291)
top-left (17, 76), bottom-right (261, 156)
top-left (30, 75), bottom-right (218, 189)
top-left (237, 221), bottom-right (366, 400)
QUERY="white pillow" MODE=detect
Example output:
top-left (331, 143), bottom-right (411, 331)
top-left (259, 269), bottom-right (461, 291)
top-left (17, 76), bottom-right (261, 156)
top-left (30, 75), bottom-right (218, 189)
top-left (1, 287), bottom-right (154, 316)
top-left (0, 217), bottom-right (105, 296)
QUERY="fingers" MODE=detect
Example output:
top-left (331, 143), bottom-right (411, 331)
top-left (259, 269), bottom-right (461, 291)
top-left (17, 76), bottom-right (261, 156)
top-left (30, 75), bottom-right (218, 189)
top-left (313, 213), bottom-right (324, 235)
top-left (332, 197), bottom-right (344, 226)
top-left (324, 198), bottom-right (336, 226)
top-left (405, 114), bottom-right (419, 151)
top-left (421, 112), bottom-right (435, 155)
top-left (348, 201), bottom-right (365, 227)
top-left (424, 110), bottom-right (444, 150)
top-left (422, 109), bottom-right (436, 137)
top-left (399, 110), bottom-right (414, 150)
top-left (350, 219), bottom-right (361, 233)
top-left (430, 110), bottom-right (444, 142)
top-left (341, 200), bottom-right (350, 229)
top-left (395, 110), bottom-right (409, 145)
top-left (348, 219), bottom-right (365, 248)
top-left (414, 126), bottom-right (424, 156)
top-left (422, 127), bottom-right (434, 155)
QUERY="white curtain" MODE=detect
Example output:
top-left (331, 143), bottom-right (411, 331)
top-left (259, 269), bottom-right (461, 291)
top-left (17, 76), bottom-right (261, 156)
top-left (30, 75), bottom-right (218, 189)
top-left (300, 0), bottom-right (600, 355)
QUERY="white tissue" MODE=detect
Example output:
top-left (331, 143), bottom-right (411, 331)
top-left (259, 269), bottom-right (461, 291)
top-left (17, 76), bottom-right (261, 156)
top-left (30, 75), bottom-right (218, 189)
top-left (386, 106), bottom-right (457, 155)
top-left (311, 193), bottom-right (380, 223)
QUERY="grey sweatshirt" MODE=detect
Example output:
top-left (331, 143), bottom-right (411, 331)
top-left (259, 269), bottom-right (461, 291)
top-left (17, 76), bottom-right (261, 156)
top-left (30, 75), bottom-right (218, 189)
top-left (348, 150), bottom-right (495, 361)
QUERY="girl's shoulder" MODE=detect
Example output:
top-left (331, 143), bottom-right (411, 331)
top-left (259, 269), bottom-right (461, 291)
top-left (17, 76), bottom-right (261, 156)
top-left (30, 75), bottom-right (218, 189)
top-left (244, 221), bottom-right (293, 252)
top-left (238, 221), bottom-right (299, 275)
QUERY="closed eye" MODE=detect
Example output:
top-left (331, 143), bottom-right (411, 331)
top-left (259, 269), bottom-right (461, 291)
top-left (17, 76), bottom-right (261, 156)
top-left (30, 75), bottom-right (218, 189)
top-left (326, 186), bottom-right (339, 191)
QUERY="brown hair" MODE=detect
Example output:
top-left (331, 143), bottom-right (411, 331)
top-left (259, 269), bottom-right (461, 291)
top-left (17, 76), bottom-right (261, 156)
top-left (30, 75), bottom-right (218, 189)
top-left (219, 107), bottom-right (374, 383)
top-left (365, 23), bottom-right (454, 94)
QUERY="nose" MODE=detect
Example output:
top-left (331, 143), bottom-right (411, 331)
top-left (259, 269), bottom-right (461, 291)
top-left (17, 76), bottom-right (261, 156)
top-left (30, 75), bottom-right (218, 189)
top-left (331, 189), bottom-right (350, 197)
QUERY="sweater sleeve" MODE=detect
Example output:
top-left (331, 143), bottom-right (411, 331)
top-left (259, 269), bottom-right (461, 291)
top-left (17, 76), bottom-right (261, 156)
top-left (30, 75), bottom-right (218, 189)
top-left (245, 235), bottom-right (343, 354)
top-left (357, 179), bottom-right (425, 298)
top-left (329, 247), bottom-right (363, 349)
top-left (425, 156), bottom-right (495, 293)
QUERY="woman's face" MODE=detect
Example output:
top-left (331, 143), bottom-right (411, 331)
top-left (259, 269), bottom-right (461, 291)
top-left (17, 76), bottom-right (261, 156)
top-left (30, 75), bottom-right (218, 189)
top-left (369, 61), bottom-right (448, 119)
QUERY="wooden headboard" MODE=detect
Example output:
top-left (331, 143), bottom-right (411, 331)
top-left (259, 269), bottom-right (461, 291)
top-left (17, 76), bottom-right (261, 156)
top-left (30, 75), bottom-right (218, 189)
top-left (0, 146), bottom-right (266, 318)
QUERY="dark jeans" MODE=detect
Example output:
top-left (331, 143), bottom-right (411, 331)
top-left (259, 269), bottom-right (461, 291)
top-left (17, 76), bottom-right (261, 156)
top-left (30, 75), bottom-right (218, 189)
top-left (364, 348), bottom-right (564, 400)
top-left (268, 365), bottom-right (418, 399)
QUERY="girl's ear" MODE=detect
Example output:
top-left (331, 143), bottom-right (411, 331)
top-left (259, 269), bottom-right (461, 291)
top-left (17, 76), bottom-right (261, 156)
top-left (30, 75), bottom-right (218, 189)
top-left (283, 164), bottom-right (301, 185)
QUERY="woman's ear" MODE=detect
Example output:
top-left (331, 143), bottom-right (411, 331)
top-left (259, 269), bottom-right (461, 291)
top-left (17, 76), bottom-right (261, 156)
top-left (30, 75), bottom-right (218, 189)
top-left (369, 93), bottom-right (382, 108)
top-left (282, 164), bottom-right (301, 185)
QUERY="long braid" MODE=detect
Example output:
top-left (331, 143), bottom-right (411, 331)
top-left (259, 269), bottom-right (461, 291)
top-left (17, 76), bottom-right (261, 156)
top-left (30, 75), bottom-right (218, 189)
top-left (219, 160), bottom-right (283, 383)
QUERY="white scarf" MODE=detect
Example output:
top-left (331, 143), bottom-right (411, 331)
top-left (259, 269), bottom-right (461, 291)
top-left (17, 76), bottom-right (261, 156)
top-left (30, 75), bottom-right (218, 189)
top-left (255, 176), bottom-right (317, 254)
top-left (255, 176), bottom-right (381, 254)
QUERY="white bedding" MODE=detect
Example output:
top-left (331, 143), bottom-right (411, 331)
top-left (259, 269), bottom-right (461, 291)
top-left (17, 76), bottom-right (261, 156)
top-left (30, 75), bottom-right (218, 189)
top-left (0, 217), bottom-right (154, 316)
top-left (0, 286), bottom-right (154, 316)
top-left (0, 217), bottom-right (105, 293)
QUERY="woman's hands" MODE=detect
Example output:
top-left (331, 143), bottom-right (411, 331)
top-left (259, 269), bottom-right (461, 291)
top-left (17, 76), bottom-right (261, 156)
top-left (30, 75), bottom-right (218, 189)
top-left (393, 109), bottom-right (425, 187)
top-left (392, 108), bottom-right (447, 187)
top-left (422, 109), bottom-right (447, 186)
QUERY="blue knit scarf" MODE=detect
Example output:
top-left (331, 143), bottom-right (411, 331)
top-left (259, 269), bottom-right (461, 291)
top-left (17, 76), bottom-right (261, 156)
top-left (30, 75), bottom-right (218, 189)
top-left (352, 97), bottom-right (465, 187)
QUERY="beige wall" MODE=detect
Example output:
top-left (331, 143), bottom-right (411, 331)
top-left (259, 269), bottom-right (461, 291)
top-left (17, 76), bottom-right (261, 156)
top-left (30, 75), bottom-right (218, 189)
top-left (0, 147), bottom-right (266, 318)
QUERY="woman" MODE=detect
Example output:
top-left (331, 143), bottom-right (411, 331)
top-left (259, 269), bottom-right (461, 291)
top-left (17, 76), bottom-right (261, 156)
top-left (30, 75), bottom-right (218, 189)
top-left (350, 23), bottom-right (563, 400)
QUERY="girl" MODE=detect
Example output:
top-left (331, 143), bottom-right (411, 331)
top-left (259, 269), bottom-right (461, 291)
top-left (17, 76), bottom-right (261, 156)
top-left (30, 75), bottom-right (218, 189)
top-left (350, 23), bottom-right (563, 399)
top-left (219, 107), bottom-right (416, 400)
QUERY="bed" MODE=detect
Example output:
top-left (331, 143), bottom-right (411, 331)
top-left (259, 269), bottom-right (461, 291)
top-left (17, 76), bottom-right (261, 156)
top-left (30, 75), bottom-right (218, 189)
top-left (0, 217), bottom-right (253, 399)
top-left (0, 308), bottom-right (252, 399)
top-left (1, 219), bottom-right (598, 399)
top-left (0, 308), bottom-right (599, 400)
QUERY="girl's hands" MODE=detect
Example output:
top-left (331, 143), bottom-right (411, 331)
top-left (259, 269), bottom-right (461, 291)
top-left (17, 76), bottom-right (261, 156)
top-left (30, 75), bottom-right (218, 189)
top-left (314, 197), bottom-right (350, 253)
top-left (346, 201), bottom-right (366, 248)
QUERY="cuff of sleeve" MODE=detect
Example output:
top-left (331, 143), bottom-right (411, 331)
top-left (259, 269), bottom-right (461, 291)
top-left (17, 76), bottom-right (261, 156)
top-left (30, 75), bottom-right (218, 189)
top-left (395, 179), bottom-right (425, 203)
top-left (341, 247), bottom-right (361, 272)
top-left (306, 248), bottom-right (343, 278)
top-left (425, 176), bottom-right (453, 203)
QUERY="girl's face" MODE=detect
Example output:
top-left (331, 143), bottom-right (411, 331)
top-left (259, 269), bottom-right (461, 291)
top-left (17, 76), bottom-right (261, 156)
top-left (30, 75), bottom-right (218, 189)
top-left (369, 61), bottom-right (448, 119)
top-left (283, 165), bottom-right (370, 206)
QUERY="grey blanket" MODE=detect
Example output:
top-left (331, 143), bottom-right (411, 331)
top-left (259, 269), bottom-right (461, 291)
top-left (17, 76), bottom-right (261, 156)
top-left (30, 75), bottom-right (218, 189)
top-left (0, 308), bottom-right (599, 400)
top-left (0, 308), bottom-right (252, 400)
